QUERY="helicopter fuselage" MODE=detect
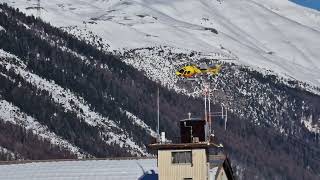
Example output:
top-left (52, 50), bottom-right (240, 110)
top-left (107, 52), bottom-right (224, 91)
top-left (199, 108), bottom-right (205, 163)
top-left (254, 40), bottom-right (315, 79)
top-left (175, 65), bottom-right (221, 78)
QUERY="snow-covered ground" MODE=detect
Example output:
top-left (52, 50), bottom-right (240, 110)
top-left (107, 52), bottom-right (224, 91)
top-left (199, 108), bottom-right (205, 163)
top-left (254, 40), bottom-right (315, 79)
top-left (0, 159), bottom-right (157, 180)
top-left (3, 0), bottom-right (320, 91)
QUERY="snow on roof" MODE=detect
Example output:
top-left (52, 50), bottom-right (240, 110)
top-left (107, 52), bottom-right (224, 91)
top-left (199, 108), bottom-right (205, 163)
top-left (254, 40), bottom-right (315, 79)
top-left (0, 159), bottom-right (158, 180)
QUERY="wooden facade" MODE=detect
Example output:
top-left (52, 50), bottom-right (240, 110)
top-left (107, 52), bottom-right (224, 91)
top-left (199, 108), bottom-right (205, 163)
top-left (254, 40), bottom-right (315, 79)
top-left (158, 149), bottom-right (207, 180)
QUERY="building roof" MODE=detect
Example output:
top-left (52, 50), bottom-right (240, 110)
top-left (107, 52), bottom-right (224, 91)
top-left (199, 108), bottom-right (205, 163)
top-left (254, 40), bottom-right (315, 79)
top-left (148, 142), bottom-right (220, 150)
top-left (0, 159), bottom-right (158, 180)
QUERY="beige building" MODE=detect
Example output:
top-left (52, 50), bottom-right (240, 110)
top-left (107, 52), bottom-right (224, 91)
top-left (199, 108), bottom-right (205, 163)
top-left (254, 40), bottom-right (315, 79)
top-left (149, 142), bottom-right (234, 180)
top-left (149, 118), bottom-right (234, 180)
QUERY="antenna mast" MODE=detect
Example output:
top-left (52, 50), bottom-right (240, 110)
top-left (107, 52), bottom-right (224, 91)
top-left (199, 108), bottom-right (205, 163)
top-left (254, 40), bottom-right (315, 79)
top-left (36, 0), bottom-right (41, 18)
top-left (203, 83), bottom-right (212, 141)
top-left (208, 86), bottom-right (212, 137)
top-left (204, 89), bottom-right (207, 122)
top-left (203, 81), bottom-right (228, 141)
top-left (225, 109), bottom-right (228, 130)
top-left (203, 84), bottom-right (207, 141)
top-left (157, 87), bottom-right (160, 140)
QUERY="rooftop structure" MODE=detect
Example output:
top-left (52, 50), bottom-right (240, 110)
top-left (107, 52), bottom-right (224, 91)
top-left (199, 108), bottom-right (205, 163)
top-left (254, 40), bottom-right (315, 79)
top-left (149, 82), bottom-right (234, 180)
top-left (149, 116), bottom-right (234, 180)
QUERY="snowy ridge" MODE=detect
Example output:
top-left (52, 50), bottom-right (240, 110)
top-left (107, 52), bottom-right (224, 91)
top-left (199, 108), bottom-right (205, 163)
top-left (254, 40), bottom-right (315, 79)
top-left (121, 46), bottom-right (320, 97)
top-left (120, 108), bottom-right (158, 138)
top-left (61, 26), bottom-right (111, 52)
top-left (121, 46), bottom-right (236, 92)
top-left (4, 0), bottom-right (319, 92)
top-left (0, 49), bottom-right (147, 156)
top-left (0, 100), bottom-right (87, 158)
top-left (29, 24), bottom-right (111, 71)
top-left (251, 0), bottom-right (320, 31)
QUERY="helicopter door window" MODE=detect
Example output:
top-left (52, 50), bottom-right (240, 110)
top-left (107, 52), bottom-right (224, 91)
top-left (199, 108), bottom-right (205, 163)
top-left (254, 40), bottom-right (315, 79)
top-left (187, 71), bottom-right (190, 74)
top-left (179, 69), bottom-right (184, 73)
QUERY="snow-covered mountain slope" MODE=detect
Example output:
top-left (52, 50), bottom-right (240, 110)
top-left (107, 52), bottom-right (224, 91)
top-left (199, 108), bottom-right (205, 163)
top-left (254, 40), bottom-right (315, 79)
top-left (0, 159), bottom-right (157, 180)
top-left (3, 0), bottom-right (320, 90)
top-left (0, 99), bottom-right (87, 158)
top-left (1, 2), bottom-right (320, 179)
top-left (0, 5), bottom-right (175, 159)
top-left (0, 49), bottom-right (147, 156)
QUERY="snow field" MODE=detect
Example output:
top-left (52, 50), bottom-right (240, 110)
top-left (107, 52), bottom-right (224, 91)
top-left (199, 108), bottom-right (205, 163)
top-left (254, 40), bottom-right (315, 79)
top-left (0, 159), bottom-right (157, 180)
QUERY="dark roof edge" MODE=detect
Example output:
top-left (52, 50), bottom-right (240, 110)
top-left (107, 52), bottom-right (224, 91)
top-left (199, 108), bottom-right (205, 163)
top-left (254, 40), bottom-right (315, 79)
top-left (148, 142), bottom-right (219, 150)
top-left (223, 156), bottom-right (235, 180)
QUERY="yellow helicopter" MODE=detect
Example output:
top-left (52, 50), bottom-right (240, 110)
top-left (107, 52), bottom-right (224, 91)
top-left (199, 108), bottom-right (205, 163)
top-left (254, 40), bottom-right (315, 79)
top-left (175, 64), bottom-right (222, 78)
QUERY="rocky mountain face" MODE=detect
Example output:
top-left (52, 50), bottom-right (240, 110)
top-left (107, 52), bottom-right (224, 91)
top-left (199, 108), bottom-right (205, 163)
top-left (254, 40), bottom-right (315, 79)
top-left (0, 3), bottom-right (319, 180)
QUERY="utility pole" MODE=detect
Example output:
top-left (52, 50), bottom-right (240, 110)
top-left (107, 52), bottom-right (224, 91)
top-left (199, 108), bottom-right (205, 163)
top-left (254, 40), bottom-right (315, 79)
top-left (36, 0), bottom-right (41, 18)
top-left (208, 86), bottom-right (212, 136)
top-left (204, 84), bottom-right (208, 141)
top-left (157, 87), bottom-right (160, 140)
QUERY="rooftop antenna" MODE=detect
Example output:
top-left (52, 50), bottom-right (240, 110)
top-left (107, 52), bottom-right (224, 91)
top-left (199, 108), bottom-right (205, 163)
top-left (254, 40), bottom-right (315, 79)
top-left (157, 87), bottom-right (160, 141)
top-left (203, 83), bottom-right (213, 141)
top-left (208, 86), bottom-right (212, 136)
top-left (225, 107), bottom-right (228, 130)
top-left (221, 103), bottom-right (227, 130)
top-left (203, 83), bottom-right (208, 141)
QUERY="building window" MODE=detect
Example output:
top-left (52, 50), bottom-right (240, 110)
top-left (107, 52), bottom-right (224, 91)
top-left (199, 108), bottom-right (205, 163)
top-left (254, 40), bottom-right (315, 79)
top-left (183, 178), bottom-right (192, 180)
top-left (172, 151), bottom-right (192, 164)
